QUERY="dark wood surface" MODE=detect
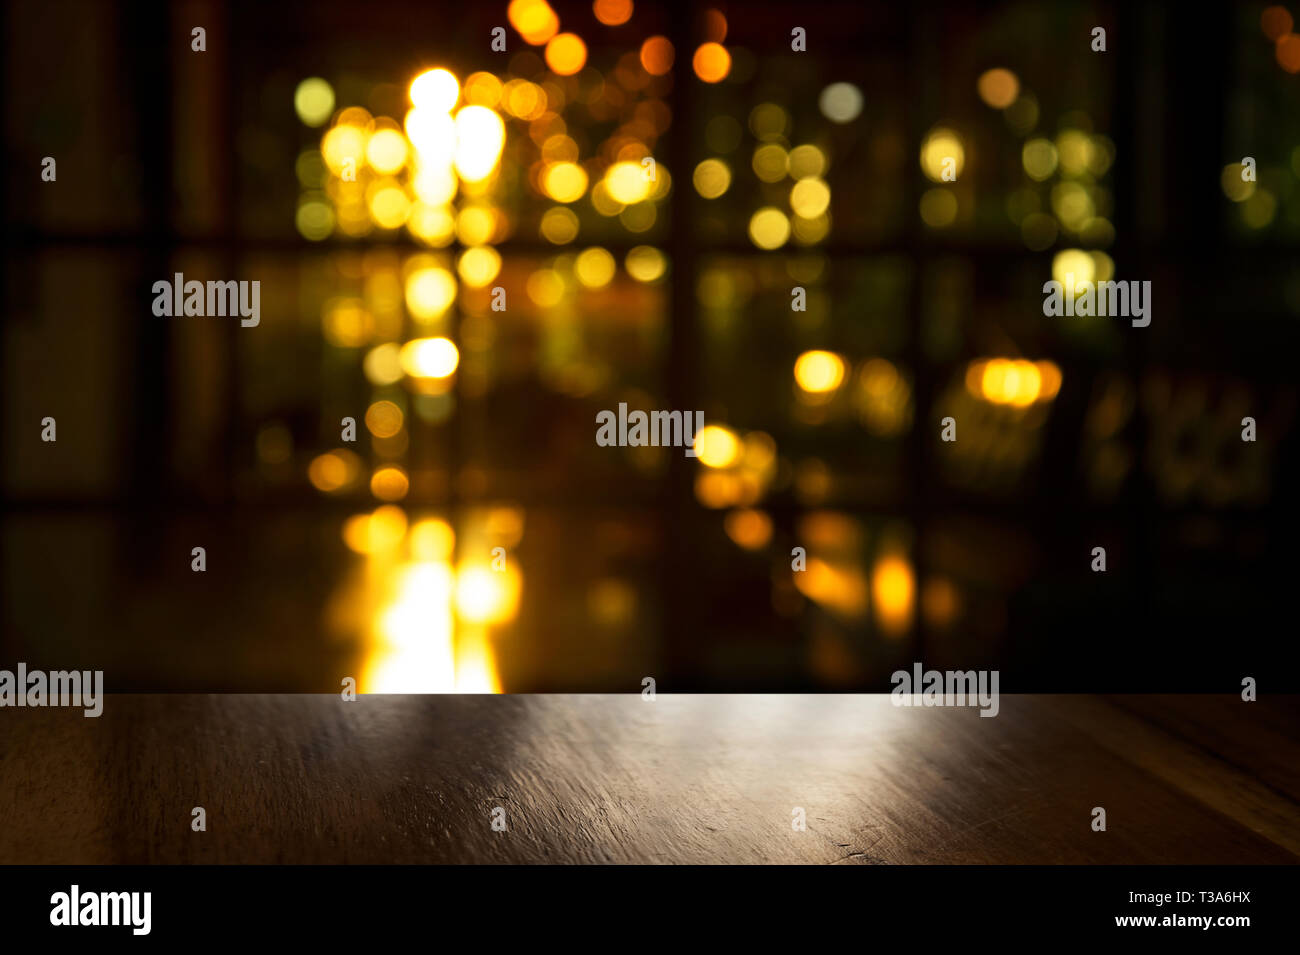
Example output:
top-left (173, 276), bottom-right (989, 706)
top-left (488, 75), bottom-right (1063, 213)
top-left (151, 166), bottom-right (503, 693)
top-left (1, 694), bottom-right (1297, 864)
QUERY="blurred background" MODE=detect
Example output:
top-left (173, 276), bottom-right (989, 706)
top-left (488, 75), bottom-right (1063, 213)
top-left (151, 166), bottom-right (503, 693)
top-left (3, 0), bottom-right (1297, 692)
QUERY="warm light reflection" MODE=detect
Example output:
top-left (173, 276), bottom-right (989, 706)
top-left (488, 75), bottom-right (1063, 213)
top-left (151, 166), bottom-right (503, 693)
top-left (353, 509), bottom-right (522, 693)
top-left (365, 560), bottom-right (456, 692)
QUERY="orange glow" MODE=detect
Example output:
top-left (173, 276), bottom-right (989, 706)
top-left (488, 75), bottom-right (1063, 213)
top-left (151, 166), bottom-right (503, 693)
top-left (976, 68), bottom-right (1019, 109)
top-left (693, 42), bottom-right (731, 83)
top-left (342, 505), bottom-right (408, 555)
top-left (370, 466), bottom-right (410, 502)
top-left (794, 558), bottom-right (869, 620)
top-left (365, 400), bottom-right (404, 438)
top-left (872, 555), bottom-right (915, 635)
top-left (308, 450), bottom-right (361, 493)
top-left (410, 518), bottom-right (455, 561)
top-left (703, 9), bottom-right (727, 42)
top-left (640, 36), bottom-right (675, 75)
top-left (1262, 6), bottom-right (1294, 41)
top-left (508, 0), bottom-right (559, 45)
top-left (966, 358), bottom-right (1062, 407)
top-left (543, 161), bottom-right (589, 202)
top-left (545, 32), bottom-right (588, 75)
top-left (724, 508), bottom-right (772, 550)
top-left (455, 562), bottom-right (523, 625)
top-left (1277, 33), bottom-right (1300, 72)
top-left (594, 0), bottom-right (633, 26)
top-left (922, 577), bottom-right (961, 629)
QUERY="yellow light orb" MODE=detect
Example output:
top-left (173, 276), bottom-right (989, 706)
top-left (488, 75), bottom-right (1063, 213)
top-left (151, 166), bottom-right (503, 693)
top-left (1051, 248), bottom-right (1095, 287)
top-left (545, 33), bottom-right (588, 76)
top-left (787, 144), bottom-right (826, 180)
top-left (410, 518), bottom-right (455, 560)
top-left (363, 343), bottom-right (404, 385)
top-left (1022, 138), bottom-right (1058, 181)
top-left (464, 72), bottom-right (503, 108)
top-left (694, 425), bottom-right (741, 468)
top-left (748, 207), bottom-right (791, 250)
top-left (365, 129), bottom-right (409, 174)
top-left (453, 106), bottom-right (506, 182)
top-left (405, 109), bottom-right (457, 164)
top-left (456, 205), bottom-right (496, 245)
top-left (400, 337), bottom-right (460, 379)
top-left (368, 185), bottom-right (411, 229)
top-left (405, 267), bottom-right (457, 320)
top-left (365, 400), bottom-right (405, 438)
top-left (575, 247), bottom-right (616, 288)
top-left (625, 246), bottom-right (666, 282)
top-left (294, 77), bottom-right (335, 127)
top-left (370, 466), bottom-right (410, 502)
top-left (508, 0), bottom-right (560, 45)
top-left (410, 68), bottom-right (460, 112)
top-left (407, 203), bottom-right (456, 246)
top-left (296, 199), bottom-right (334, 240)
top-left (413, 165), bottom-right (457, 205)
top-left (540, 206), bottom-right (580, 244)
top-left (751, 143), bottom-right (788, 182)
top-left (605, 161), bottom-right (652, 204)
top-left (790, 178), bottom-right (831, 218)
top-left (693, 158), bottom-right (731, 199)
top-left (457, 246), bottom-right (502, 287)
top-left (543, 161), bottom-right (589, 202)
top-left (794, 350), bottom-right (846, 393)
top-left (920, 127), bottom-right (965, 183)
top-left (321, 125), bottom-right (365, 175)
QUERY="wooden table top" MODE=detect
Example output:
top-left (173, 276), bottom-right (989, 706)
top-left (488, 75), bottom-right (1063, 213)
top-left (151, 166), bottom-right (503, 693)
top-left (2, 694), bottom-right (1297, 864)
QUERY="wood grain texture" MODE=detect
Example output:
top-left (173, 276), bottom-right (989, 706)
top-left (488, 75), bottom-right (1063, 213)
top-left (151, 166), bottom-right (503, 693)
top-left (1, 694), bottom-right (1296, 864)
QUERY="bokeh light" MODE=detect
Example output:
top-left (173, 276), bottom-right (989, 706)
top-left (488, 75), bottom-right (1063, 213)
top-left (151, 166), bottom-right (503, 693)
top-left (594, 0), bottom-right (633, 26)
top-left (794, 350), bottom-right (846, 393)
top-left (976, 68), bottom-right (1019, 109)
top-left (693, 42), bottom-right (731, 83)
top-left (545, 33), bottom-right (588, 76)
top-left (400, 337), bottom-right (460, 379)
top-left (640, 36), bottom-right (675, 75)
top-left (294, 77), bottom-right (335, 126)
top-left (409, 68), bottom-right (460, 112)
